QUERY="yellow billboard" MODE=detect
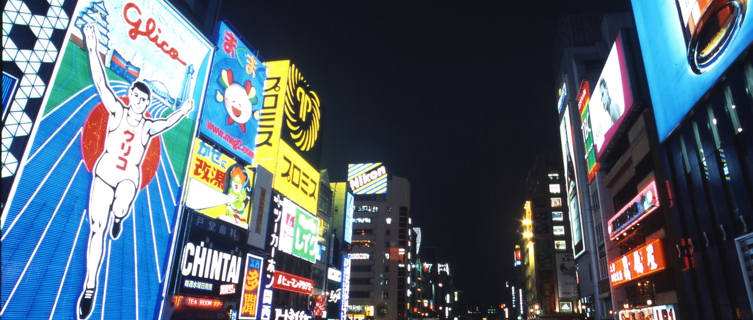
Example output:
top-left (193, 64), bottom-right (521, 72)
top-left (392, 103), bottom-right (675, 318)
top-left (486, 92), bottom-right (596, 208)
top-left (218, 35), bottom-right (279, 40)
top-left (273, 141), bottom-right (319, 213)
top-left (255, 60), bottom-right (290, 172)
top-left (185, 138), bottom-right (255, 229)
top-left (255, 60), bottom-right (323, 172)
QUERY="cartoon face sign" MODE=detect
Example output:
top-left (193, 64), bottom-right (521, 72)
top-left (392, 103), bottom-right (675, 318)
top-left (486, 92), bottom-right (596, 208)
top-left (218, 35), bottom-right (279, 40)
top-left (215, 68), bottom-right (257, 132)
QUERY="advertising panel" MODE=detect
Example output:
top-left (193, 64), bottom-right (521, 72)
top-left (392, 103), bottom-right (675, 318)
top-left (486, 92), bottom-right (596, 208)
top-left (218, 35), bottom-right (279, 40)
top-left (278, 63), bottom-right (323, 168)
top-left (632, 0), bottom-right (753, 141)
top-left (556, 81), bottom-right (567, 113)
top-left (272, 271), bottom-right (314, 295)
top-left (259, 191), bottom-right (286, 320)
top-left (344, 192), bottom-right (354, 244)
top-left (340, 257), bottom-right (351, 320)
top-left (556, 253), bottom-right (578, 299)
top-left (609, 238), bottom-right (667, 287)
top-left (170, 210), bottom-right (245, 312)
top-left (198, 21), bottom-right (265, 165)
top-left (608, 180), bottom-right (660, 240)
top-left (255, 60), bottom-right (323, 171)
top-left (618, 304), bottom-right (676, 320)
top-left (273, 141), bottom-right (319, 214)
top-left (347, 163), bottom-right (388, 195)
top-left (254, 60), bottom-right (288, 172)
top-left (578, 80), bottom-right (599, 182)
top-left (559, 105), bottom-right (585, 257)
top-left (247, 166), bottom-right (273, 249)
top-left (185, 138), bottom-right (254, 229)
top-left (589, 33), bottom-right (634, 158)
top-left (279, 195), bottom-right (320, 263)
top-left (0, 1), bottom-right (212, 319)
top-left (239, 253), bottom-right (264, 320)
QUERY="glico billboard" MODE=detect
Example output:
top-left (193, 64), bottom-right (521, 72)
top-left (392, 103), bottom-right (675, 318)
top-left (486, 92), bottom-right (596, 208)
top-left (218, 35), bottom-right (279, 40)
top-left (633, 0), bottom-right (753, 141)
top-left (1, 1), bottom-right (213, 319)
top-left (198, 20), bottom-right (266, 165)
top-left (347, 163), bottom-right (388, 195)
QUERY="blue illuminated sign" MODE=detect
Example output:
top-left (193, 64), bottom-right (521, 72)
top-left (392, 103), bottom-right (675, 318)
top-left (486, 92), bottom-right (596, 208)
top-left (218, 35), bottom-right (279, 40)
top-left (344, 192), bottom-right (354, 244)
top-left (632, 0), bottom-right (753, 141)
top-left (198, 20), bottom-right (266, 164)
top-left (0, 1), bottom-right (213, 319)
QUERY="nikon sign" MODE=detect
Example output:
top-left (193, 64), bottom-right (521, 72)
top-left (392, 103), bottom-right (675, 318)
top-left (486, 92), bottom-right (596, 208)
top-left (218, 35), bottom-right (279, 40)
top-left (347, 163), bottom-right (387, 195)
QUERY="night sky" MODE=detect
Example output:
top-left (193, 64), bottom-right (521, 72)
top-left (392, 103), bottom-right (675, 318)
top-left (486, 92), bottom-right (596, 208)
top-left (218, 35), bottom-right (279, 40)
top-left (221, 0), bottom-right (628, 307)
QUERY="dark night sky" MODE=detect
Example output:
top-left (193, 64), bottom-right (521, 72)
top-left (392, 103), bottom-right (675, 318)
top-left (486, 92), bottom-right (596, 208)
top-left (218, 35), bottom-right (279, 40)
top-left (221, 1), bottom-right (627, 307)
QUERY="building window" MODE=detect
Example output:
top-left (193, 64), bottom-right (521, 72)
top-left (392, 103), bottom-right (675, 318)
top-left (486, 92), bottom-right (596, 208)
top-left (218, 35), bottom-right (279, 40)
top-left (382, 292), bottom-right (389, 300)
top-left (350, 291), bottom-right (370, 299)
top-left (352, 265), bottom-right (372, 272)
top-left (554, 240), bottom-right (567, 251)
top-left (351, 278), bottom-right (371, 285)
top-left (552, 211), bottom-right (564, 221)
top-left (386, 217), bottom-right (392, 224)
top-left (553, 225), bottom-right (566, 236)
top-left (551, 197), bottom-right (563, 207)
top-left (549, 184), bottom-right (561, 194)
top-left (548, 173), bottom-right (560, 180)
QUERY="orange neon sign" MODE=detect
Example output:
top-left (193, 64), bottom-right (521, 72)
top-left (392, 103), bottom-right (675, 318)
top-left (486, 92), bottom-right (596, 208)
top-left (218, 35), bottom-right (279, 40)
top-left (608, 238), bottom-right (667, 287)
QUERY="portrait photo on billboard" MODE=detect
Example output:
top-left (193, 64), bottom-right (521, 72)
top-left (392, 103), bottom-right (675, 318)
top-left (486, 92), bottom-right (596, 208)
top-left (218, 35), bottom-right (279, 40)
top-left (589, 33), bottom-right (634, 158)
top-left (0, 1), bottom-right (213, 319)
top-left (198, 21), bottom-right (266, 165)
top-left (633, 0), bottom-right (753, 141)
top-left (185, 138), bottom-right (255, 230)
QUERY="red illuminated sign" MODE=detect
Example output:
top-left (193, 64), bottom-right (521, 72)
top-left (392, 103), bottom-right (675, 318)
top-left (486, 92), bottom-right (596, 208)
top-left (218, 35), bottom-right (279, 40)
top-left (173, 295), bottom-right (223, 310)
top-left (272, 271), bottom-right (314, 295)
top-left (608, 180), bottom-right (660, 240)
top-left (608, 238), bottom-right (667, 287)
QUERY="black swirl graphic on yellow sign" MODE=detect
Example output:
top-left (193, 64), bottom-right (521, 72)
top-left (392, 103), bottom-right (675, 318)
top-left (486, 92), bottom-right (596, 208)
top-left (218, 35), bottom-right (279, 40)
top-left (284, 64), bottom-right (321, 152)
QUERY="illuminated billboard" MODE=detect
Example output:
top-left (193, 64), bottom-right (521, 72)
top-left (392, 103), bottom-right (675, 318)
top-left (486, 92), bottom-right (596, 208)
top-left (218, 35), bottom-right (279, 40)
top-left (609, 238), bottom-right (667, 287)
top-left (340, 257), bottom-right (351, 320)
top-left (589, 33), bottom-right (634, 158)
top-left (578, 80), bottom-right (599, 182)
top-left (559, 105), bottom-right (585, 257)
top-left (255, 60), bottom-right (323, 171)
top-left (0, 1), bottom-right (212, 319)
top-left (239, 253), bottom-right (264, 320)
top-left (184, 138), bottom-right (254, 229)
top-left (556, 81), bottom-right (567, 113)
top-left (608, 180), bottom-right (660, 240)
top-left (633, 0), bottom-right (753, 141)
top-left (273, 140), bottom-right (319, 214)
top-left (170, 210), bottom-right (245, 306)
top-left (198, 21), bottom-right (265, 165)
top-left (279, 195), bottom-right (320, 263)
top-left (344, 192), bottom-right (354, 244)
top-left (618, 304), bottom-right (676, 320)
top-left (272, 271), bottom-right (314, 295)
top-left (347, 163), bottom-right (388, 195)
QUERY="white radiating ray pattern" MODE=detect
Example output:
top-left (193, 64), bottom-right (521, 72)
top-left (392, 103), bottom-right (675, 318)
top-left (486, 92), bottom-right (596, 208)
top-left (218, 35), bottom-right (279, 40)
top-left (0, 81), bottom-right (184, 319)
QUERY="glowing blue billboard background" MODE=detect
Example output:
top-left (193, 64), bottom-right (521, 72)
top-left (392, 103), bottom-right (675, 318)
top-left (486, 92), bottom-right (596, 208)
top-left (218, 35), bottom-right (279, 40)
top-left (632, 0), bottom-right (753, 141)
top-left (344, 192), bottom-right (354, 244)
top-left (198, 21), bottom-right (266, 164)
top-left (0, 0), bottom-right (212, 319)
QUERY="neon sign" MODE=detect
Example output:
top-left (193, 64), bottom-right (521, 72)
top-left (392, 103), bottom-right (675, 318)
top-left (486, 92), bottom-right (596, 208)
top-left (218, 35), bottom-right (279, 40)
top-left (608, 180), bottom-right (660, 240)
top-left (272, 271), bottom-right (314, 295)
top-left (239, 253), bottom-right (263, 319)
top-left (608, 238), bottom-right (667, 286)
top-left (347, 163), bottom-right (388, 194)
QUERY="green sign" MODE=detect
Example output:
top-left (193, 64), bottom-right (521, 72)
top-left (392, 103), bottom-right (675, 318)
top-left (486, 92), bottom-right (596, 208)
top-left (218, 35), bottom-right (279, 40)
top-left (292, 207), bottom-right (320, 262)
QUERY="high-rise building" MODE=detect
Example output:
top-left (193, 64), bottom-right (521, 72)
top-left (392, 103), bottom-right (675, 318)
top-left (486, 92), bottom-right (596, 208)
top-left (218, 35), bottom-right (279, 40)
top-left (342, 166), bottom-right (410, 320)
top-left (553, 12), bottom-right (634, 319)
top-left (518, 154), bottom-right (577, 319)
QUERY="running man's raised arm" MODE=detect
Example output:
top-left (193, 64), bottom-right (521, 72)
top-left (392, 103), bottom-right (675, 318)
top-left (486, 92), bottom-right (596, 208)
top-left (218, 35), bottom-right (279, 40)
top-left (83, 24), bottom-right (120, 113)
top-left (148, 99), bottom-right (194, 136)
